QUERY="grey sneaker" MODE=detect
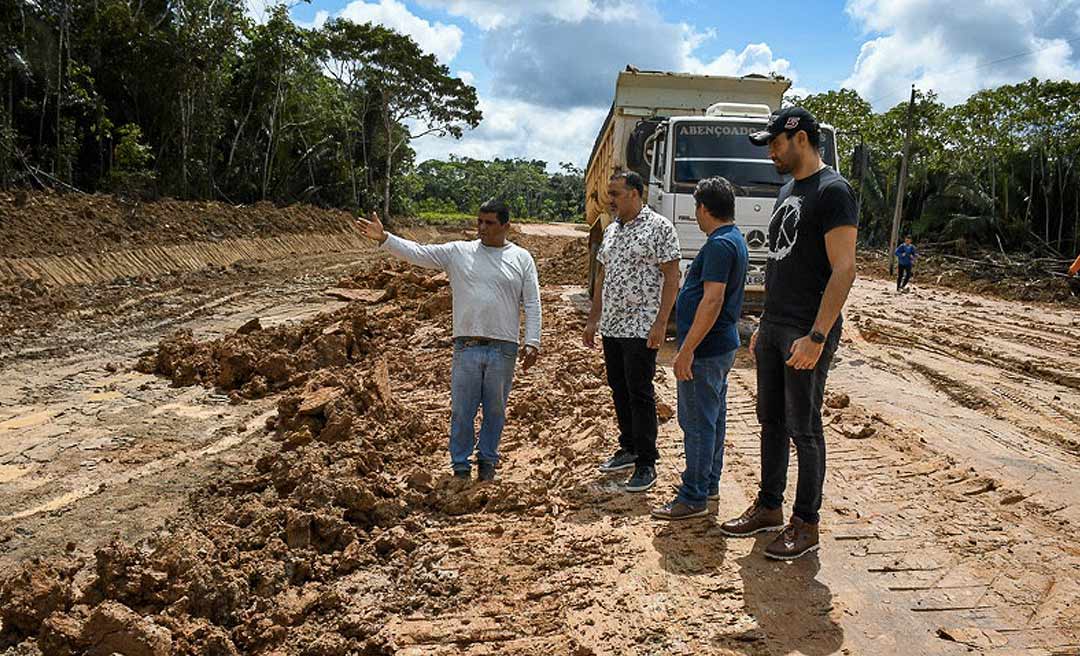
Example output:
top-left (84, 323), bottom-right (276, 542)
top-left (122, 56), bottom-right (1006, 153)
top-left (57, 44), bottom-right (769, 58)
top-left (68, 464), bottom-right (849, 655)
top-left (651, 499), bottom-right (708, 520)
top-left (625, 465), bottom-right (656, 492)
top-left (477, 460), bottom-right (496, 482)
top-left (599, 449), bottom-right (637, 473)
top-left (453, 468), bottom-right (471, 480)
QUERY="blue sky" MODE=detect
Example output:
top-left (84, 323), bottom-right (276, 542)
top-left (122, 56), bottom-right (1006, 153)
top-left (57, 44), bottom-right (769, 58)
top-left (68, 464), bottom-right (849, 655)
top-left (270, 0), bottom-right (1080, 169)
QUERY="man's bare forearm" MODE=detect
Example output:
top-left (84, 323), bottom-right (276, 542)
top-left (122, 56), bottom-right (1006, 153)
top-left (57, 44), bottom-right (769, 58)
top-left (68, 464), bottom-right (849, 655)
top-left (587, 266), bottom-right (604, 325)
top-left (655, 261), bottom-right (680, 324)
top-left (812, 265), bottom-right (855, 335)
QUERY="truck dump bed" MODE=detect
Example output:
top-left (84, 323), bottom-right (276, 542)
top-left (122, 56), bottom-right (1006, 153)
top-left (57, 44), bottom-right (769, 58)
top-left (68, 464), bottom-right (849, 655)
top-left (585, 69), bottom-right (790, 230)
top-left (584, 69), bottom-right (790, 293)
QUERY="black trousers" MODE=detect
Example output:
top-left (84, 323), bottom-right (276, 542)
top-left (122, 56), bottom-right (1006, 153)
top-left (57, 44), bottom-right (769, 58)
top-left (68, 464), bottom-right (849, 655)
top-left (753, 319), bottom-right (841, 524)
top-left (897, 264), bottom-right (913, 290)
top-left (602, 336), bottom-right (659, 466)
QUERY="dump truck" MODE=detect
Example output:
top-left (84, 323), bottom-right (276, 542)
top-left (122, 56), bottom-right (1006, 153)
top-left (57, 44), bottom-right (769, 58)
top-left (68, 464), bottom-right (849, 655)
top-left (585, 68), bottom-right (840, 310)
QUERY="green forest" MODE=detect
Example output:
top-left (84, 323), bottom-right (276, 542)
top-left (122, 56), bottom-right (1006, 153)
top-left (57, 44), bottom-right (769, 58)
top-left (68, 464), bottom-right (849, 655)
top-left (2, 0), bottom-right (1078, 253)
top-left (794, 81), bottom-right (1080, 256)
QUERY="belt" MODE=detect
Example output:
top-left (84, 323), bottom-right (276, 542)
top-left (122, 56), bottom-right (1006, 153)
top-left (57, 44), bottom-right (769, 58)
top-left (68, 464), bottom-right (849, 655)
top-left (458, 336), bottom-right (499, 347)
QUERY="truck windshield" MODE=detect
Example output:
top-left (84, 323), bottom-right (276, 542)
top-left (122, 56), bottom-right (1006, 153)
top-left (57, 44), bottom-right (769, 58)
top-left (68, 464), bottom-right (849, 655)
top-left (673, 160), bottom-right (788, 197)
top-left (673, 121), bottom-right (837, 197)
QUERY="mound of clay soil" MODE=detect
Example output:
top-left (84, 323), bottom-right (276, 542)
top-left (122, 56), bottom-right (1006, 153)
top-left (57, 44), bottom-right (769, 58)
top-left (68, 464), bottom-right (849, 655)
top-left (134, 260), bottom-right (451, 400)
top-left (857, 249), bottom-right (1079, 305)
top-left (0, 191), bottom-right (357, 259)
top-left (1, 336), bottom-right (547, 655)
top-left (536, 238), bottom-right (589, 286)
top-left (0, 254), bottom-right (618, 656)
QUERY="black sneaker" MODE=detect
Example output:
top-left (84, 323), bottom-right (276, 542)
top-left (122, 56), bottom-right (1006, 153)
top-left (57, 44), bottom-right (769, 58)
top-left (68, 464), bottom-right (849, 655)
top-left (625, 465), bottom-right (656, 493)
top-left (599, 449), bottom-right (637, 473)
top-left (477, 461), bottom-right (496, 482)
top-left (453, 468), bottom-right (471, 480)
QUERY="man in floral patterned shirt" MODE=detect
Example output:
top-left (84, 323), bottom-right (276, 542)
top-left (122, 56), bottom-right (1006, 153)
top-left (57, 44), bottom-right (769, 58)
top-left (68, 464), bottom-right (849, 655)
top-left (584, 171), bottom-right (681, 492)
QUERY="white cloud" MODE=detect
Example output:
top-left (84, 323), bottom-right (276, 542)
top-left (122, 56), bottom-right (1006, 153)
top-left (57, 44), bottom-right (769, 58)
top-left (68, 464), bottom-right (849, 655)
top-left (843, 0), bottom-right (1080, 108)
top-left (413, 3), bottom-right (800, 166)
top-left (411, 98), bottom-right (609, 170)
top-left (683, 40), bottom-right (795, 80)
top-left (339, 0), bottom-right (464, 64)
top-left (417, 0), bottom-right (599, 30)
top-left (295, 9), bottom-right (330, 29)
top-left (456, 70), bottom-right (476, 86)
top-left (480, 5), bottom-right (799, 109)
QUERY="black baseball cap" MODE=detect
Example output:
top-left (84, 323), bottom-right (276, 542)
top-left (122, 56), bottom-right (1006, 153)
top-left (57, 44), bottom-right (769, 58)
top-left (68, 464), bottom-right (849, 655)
top-left (749, 107), bottom-right (820, 146)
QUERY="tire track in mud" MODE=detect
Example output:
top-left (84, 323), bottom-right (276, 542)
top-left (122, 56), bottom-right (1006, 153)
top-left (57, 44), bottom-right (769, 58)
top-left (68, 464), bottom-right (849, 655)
top-left (723, 360), bottom-right (1080, 654)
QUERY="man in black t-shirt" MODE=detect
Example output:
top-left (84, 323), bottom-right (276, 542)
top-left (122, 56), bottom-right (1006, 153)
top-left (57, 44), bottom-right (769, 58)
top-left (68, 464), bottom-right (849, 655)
top-left (719, 107), bottom-right (859, 561)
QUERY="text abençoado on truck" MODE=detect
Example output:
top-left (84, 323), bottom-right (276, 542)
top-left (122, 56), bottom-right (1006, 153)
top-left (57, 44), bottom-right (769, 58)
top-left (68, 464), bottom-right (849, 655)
top-left (585, 68), bottom-right (839, 312)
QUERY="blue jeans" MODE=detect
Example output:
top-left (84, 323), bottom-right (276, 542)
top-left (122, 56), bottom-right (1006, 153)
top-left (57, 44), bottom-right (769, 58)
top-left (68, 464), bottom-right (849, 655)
top-left (676, 348), bottom-right (737, 508)
top-left (450, 338), bottom-right (518, 472)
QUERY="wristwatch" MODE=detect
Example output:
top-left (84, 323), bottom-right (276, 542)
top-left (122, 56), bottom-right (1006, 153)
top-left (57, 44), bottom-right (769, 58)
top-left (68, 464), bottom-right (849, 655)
top-left (809, 330), bottom-right (826, 344)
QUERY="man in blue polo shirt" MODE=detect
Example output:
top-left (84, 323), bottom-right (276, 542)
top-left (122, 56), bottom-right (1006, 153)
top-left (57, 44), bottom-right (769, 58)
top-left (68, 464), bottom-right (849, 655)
top-left (895, 235), bottom-right (917, 292)
top-left (652, 176), bottom-right (748, 520)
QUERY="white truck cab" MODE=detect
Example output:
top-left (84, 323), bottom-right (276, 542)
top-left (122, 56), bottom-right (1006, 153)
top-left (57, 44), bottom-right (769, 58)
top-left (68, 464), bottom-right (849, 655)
top-left (643, 103), bottom-right (839, 308)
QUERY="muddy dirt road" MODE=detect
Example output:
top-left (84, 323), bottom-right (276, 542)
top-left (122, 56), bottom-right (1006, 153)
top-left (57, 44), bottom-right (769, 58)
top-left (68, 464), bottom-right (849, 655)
top-left (0, 217), bottom-right (1077, 655)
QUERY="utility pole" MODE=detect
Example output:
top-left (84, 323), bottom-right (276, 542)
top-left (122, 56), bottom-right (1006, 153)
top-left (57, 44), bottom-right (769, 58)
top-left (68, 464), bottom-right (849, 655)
top-left (889, 84), bottom-right (916, 276)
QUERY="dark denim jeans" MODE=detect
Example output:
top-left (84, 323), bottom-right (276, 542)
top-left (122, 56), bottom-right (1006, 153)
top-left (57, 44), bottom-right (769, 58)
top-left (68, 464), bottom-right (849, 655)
top-left (602, 336), bottom-right (659, 466)
top-left (449, 338), bottom-right (518, 472)
top-left (754, 319), bottom-right (841, 524)
top-left (676, 348), bottom-right (738, 508)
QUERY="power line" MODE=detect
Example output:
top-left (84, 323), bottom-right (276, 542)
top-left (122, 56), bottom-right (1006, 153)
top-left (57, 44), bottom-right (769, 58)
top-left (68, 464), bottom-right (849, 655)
top-left (865, 33), bottom-right (1080, 108)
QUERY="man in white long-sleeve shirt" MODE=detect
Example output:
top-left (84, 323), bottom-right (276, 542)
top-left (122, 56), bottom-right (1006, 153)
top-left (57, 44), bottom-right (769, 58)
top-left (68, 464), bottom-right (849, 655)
top-left (356, 200), bottom-right (541, 481)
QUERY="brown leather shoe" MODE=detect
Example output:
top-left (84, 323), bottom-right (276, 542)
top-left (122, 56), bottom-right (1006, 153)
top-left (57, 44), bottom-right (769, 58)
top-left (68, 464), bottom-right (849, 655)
top-left (764, 516), bottom-right (820, 560)
top-left (719, 502), bottom-right (784, 537)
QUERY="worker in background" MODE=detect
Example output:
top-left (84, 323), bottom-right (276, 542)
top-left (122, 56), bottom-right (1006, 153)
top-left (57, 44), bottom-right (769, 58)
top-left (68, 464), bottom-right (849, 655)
top-left (651, 177), bottom-right (748, 521)
top-left (356, 201), bottom-right (541, 482)
top-left (719, 107), bottom-right (858, 560)
top-left (895, 235), bottom-right (917, 292)
top-left (1069, 252), bottom-right (1080, 296)
top-left (584, 171), bottom-right (681, 494)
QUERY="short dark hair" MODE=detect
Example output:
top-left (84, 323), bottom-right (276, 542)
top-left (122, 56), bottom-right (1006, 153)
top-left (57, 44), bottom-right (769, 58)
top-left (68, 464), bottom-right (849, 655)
top-left (610, 170), bottom-right (644, 197)
top-left (479, 198), bottom-right (510, 224)
top-left (693, 177), bottom-right (735, 221)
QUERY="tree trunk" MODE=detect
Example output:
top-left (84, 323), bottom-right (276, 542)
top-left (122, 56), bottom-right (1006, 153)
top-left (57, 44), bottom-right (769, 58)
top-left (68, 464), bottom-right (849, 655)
top-left (1057, 156), bottom-right (1074, 249)
top-left (55, 1), bottom-right (67, 178)
top-left (1025, 152), bottom-right (1035, 225)
top-left (340, 111), bottom-right (358, 211)
top-left (1040, 144), bottom-right (1051, 245)
top-left (4, 74), bottom-right (12, 188)
top-left (1073, 184), bottom-right (1079, 255)
top-left (382, 96), bottom-right (393, 222)
top-left (227, 85), bottom-right (256, 177)
top-left (180, 90), bottom-right (191, 197)
top-left (261, 67), bottom-right (284, 201)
